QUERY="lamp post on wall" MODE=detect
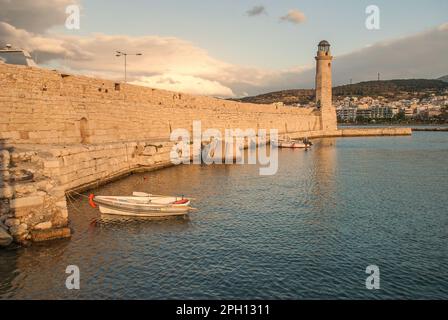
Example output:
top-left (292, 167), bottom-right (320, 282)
top-left (115, 51), bottom-right (142, 83)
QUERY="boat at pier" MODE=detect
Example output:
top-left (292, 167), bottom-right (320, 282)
top-left (88, 193), bottom-right (196, 217)
top-left (272, 136), bottom-right (312, 149)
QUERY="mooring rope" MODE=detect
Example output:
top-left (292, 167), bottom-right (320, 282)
top-left (66, 190), bottom-right (90, 199)
top-left (65, 192), bottom-right (85, 214)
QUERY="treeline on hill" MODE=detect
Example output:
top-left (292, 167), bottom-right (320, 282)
top-left (438, 75), bottom-right (448, 82)
top-left (232, 89), bottom-right (315, 105)
top-left (233, 79), bottom-right (448, 105)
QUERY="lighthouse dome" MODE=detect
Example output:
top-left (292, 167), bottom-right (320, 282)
top-left (318, 40), bottom-right (331, 54)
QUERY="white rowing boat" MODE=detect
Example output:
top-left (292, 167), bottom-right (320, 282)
top-left (272, 140), bottom-right (310, 148)
top-left (271, 137), bottom-right (312, 149)
top-left (89, 193), bottom-right (196, 217)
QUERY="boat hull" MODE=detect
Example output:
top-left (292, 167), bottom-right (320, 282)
top-left (93, 195), bottom-right (194, 217)
top-left (272, 141), bottom-right (310, 148)
top-left (98, 204), bottom-right (190, 217)
top-left (280, 143), bottom-right (308, 148)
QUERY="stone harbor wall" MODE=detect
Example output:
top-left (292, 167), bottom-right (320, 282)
top-left (0, 62), bottom-right (323, 246)
top-left (0, 147), bottom-right (69, 245)
top-left (0, 140), bottom-right (175, 245)
top-left (0, 63), bottom-right (411, 246)
top-left (0, 63), bottom-right (321, 145)
top-left (289, 127), bottom-right (412, 139)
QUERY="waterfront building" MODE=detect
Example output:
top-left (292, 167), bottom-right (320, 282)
top-left (370, 106), bottom-right (394, 119)
top-left (404, 107), bottom-right (415, 118)
top-left (337, 107), bottom-right (357, 122)
top-left (356, 108), bottom-right (372, 119)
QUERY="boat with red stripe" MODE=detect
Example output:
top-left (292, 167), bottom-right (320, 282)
top-left (89, 192), bottom-right (196, 217)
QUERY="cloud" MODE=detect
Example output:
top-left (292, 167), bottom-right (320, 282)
top-left (328, 25), bottom-right (448, 85)
top-left (0, 0), bottom-right (79, 33)
top-left (0, 21), bottom-right (237, 96)
top-left (131, 74), bottom-right (235, 97)
top-left (256, 24), bottom-right (448, 92)
top-left (246, 5), bottom-right (267, 17)
top-left (0, 0), bottom-right (447, 98)
top-left (2, 20), bottom-right (448, 97)
top-left (437, 22), bottom-right (448, 31)
top-left (59, 33), bottom-right (233, 78)
top-left (280, 9), bottom-right (306, 25)
top-left (0, 22), bottom-right (91, 63)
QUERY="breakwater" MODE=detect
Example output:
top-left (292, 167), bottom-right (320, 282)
top-left (0, 62), bottom-right (410, 245)
top-left (412, 127), bottom-right (448, 132)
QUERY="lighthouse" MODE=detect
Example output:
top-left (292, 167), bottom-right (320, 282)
top-left (315, 40), bottom-right (337, 132)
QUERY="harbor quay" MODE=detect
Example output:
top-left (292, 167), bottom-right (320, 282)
top-left (0, 42), bottom-right (411, 246)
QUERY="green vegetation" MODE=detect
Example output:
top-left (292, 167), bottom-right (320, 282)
top-left (438, 75), bottom-right (448, 83)
top-left (231, 89), bottom-right (314, 105)
top-left (233, 79), bottom-right (448, 105)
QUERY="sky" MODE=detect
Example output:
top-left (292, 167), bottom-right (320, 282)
top-left (1, 0), bottom-right (447, 97)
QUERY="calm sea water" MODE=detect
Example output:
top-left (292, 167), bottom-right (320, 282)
top-left (1, 132), bottom-right (447, 299)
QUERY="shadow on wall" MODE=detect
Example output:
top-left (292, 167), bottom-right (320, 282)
top-left (80, 117), bottom-right (90, 144)
top-left (0, 139), bottom-right (13, 247)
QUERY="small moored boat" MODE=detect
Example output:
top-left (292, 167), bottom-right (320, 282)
top-left (89, 193), bottom-right (196, 217)
top-left (273, 140), bottom-right (309, 148)
top-left (271, 136), bottom-right (312, 149)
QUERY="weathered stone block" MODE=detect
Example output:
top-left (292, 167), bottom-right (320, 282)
top-left (44, 160), bottom-right (61, 169)
top-left (60, 208), bottom-right (69, 219)
top-left (9, 223), bottom-right (27, 236)
top-left (0, 185), bottom-right (14, 199)
top-left (5, 218), bottom-right (20, 227)
top-left (36, 180), bottom-right (54, 192)
top-left (34, 221), bottom-right (52, 230)
top-left (31, 227), bottom-right (71, 242)
top-left (14, 183), bottom-right (37, 195)
top-left (10, 196), bottom-right (44, 209)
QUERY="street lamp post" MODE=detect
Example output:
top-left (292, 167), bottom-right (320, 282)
top-left (115, 51), bottom-right (142, 83)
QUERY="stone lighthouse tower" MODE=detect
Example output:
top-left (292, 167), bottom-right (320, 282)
top-left (315, 40), bottom-right (337, 132)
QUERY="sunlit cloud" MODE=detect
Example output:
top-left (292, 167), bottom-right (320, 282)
top-left (0, 0), bottom-right (80, 32)
top-left (279, 9), bottom-right (307, 25)
top-left (131, 74), bottom-right (235, 97)
top-left (0, 0), bottom-right (447, 97)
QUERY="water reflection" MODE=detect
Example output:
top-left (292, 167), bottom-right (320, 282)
top-left (95, 215), bottom-right (191, 232)
top-left (1, 133), bottom-right (447, 299)
top-left (310, 138), bottom-right (338, 212)
top-left (0, 248), bottom-right (18, 297)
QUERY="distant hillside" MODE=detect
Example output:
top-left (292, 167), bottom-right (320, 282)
top-left (438, 75), bottom-right (448, 83)
top-left (234, 89), bottom-right (315, 105)
top-left (233, 79), bottom-right (448, 105)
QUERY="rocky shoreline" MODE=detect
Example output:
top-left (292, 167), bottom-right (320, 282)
top-left (0, 218), bottom-right (13, 247)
